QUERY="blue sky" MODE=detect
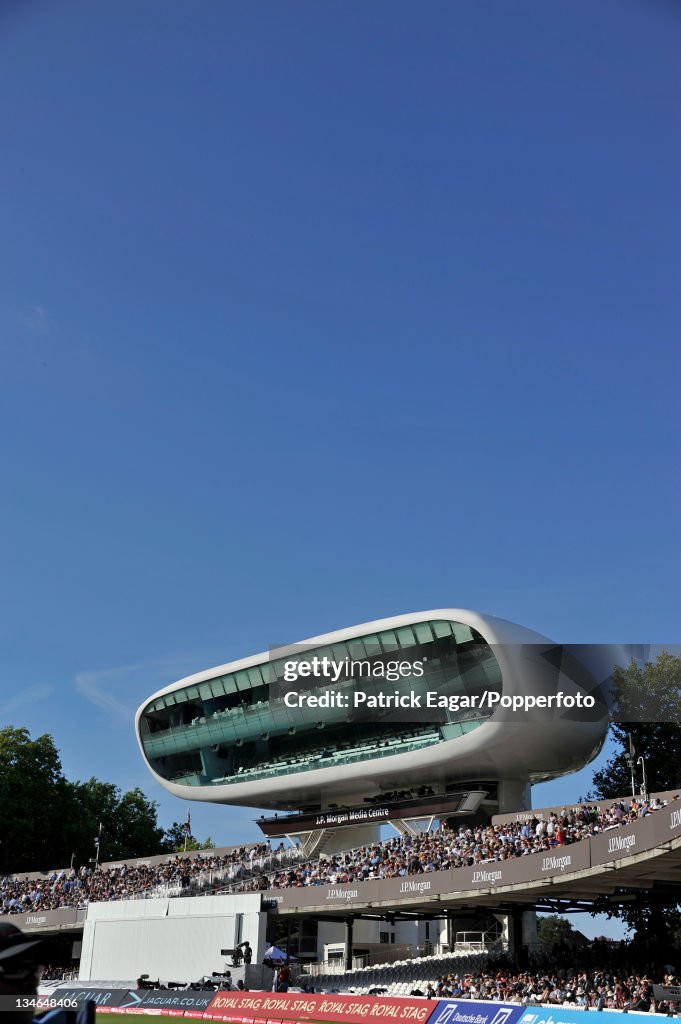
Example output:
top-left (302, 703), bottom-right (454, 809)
top-left (1, 1), bottom-right (680, 939)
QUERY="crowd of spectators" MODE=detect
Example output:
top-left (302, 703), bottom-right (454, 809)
top-left (319, 943), bottom-right (680, 1012)
top-left (1, 795), bottom-right (675, 915)
top-left (415, 960), bottom-right (678, 1012)
top-left (239, 795), bottom-right (672, 891)
top-left (40, 965), bottom-right (78, 982)
top-left (0, 842), bottom-right (287, 916)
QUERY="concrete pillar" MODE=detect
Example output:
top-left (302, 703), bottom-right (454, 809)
top-left (522, 909), bottom-right (537, 952)
top-left (497, 778), bottom-right (531, 814)
top-left (508, 909), bottom-right (524, 965)
top-left (498, 779), bottom-right (533, 956)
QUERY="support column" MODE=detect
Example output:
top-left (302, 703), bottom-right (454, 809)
top-left (522, 909), bottom-right (537, 953)
top-left (497, 778), bottom-right (531, 814)
top-left (446, 910), bottom-right (455, 952)
top-left (508, 909), bottom-right (524, 966)
top-left (345, 916), bottom-right (354, 971)
top-left (498, 780), bottom-right (532, 961)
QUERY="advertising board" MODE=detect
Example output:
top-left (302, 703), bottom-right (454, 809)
top-left (207, 990), bottom-right (434, 1022)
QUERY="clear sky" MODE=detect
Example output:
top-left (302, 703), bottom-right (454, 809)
top-left (1, 1), bottom-right (680, 940)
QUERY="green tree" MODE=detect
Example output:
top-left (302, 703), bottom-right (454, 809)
top-left (591, 651), bottom-right (681, 947)
top-left (537, 914), bottom-right (576, 951)
top-left (161, 822), bottom-right (216, 853)
top-left (68, 779), bottom-right (166, 863)
top-left (592, 651), bottom-right (681, 799)
top-left (0, 727), bottom-right (170, 872)
top-left (0, 727), bottom-right (72, 872)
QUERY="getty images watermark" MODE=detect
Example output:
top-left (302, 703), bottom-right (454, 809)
top-left (281, 656), bottom-right (596, 713)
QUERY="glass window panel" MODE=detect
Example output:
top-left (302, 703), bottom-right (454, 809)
top-left (235, 671), bottom-right (251, 690)
top-left (248, 667), bottom-right (264, 687)
top-left (379, 629), bottom-right (399, 652)
top-left (274, 658), bottom-right (291, 680)
top-left (261, 661), bottom-right (276, 683)
top-left (414, 623), bottom-right (434, 644)
top-left (432, 621), bottom-right (453, 638)
top-left (360, 634), bottom-right (381, 657)
top-left (347, 638), bottom-right (367, 659)
top-left (396, 626), bottom-right (416, 648)
top-left (325, 643), bottom-right (344, 665)
top-left (199, 683), bottom-right (213, 700)
top-left (453, 624), bottom-right (475, 644)
top-left (210, 679), bottom-right (226, 698)
top-left (184, 686), bottom-right (199, 701)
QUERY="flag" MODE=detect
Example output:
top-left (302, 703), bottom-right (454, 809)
top-left (186, 810), bottom-right (191, 834)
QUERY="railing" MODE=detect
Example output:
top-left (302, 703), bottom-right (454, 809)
top-left (304, 943), bottom-right (454, 975)
top-left (210, 733), bottom-right (443, 786)
top-left (221, 799), bottom-right (680, 907)
top-left (1, 846), bottom-right (309, 918)
top-left (119, 844), bottom-right (307, 904)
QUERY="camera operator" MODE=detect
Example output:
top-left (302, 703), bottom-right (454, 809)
top-left (236, 941), bottom-right (252, 965)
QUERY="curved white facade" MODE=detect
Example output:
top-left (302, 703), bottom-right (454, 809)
top-left (136, 609), bottom-right (626, 812)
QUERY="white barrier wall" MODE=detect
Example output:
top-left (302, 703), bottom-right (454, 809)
top-left (78, 893), bottom-right (266, 983)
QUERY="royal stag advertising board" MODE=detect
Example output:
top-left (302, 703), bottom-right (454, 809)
top-left (205, 992), bottom-right (525, 1024)
top-left (206, 990), bottom-right (432, 1022)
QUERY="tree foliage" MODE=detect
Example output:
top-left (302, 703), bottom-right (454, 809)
top-left (0, 727), bottom-right (73, 873)
top-left (160, 822), bottom-right (216, 853)
top-left (537, 914), bottom-right (576, 951)
top-left (592, 651), bottom-right (681, 799)
top-left (0, 726), bottom-right (177, 873)
top-left (590, 651), bottom-right (681, 947)
top-left (66, 779), bottom-right (167, 863)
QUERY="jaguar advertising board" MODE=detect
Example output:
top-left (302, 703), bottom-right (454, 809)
top-left (52, 988), bottom-right (217, 1012)
top-left (120, 990), bottom-right (217, 1011)
top-left (47, 987), bottom-right (127, 1008)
